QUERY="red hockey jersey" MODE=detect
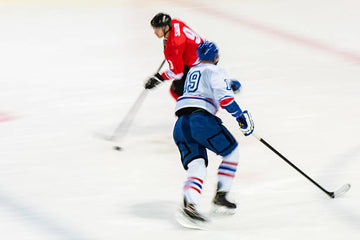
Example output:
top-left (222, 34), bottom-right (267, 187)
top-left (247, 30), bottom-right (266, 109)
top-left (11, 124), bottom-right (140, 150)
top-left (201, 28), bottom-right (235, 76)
top-left (161, 19), bottom-right (204, 81)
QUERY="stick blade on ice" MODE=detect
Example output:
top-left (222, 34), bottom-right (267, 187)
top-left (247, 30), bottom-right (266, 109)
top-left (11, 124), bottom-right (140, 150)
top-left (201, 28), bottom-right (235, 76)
top-left (332, 183), bottom-right (351, 198)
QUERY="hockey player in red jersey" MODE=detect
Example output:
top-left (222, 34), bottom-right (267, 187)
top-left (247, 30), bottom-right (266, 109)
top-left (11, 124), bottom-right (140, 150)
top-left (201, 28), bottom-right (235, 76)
top-left (144, 13), bottom-right (204, 100)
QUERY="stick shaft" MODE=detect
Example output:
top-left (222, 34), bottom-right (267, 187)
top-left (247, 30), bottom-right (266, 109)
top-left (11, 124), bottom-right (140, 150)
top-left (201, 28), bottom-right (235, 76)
top-left (109, 60), bottom-right (166, 141)
top-left (109, 89), bottom-right (148, 141)
top-left (253, 133), bottom-right (333, 198)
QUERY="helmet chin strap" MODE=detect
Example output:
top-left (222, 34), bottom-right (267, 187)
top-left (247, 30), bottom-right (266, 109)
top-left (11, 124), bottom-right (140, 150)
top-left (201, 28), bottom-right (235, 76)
top-left (162, 25), bottom-right (171, 49)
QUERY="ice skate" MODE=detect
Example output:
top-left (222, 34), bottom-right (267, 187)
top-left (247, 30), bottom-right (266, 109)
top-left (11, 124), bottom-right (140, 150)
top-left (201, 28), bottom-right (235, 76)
top-left (212, 191), bottom-right (237, 215)
top-left (183, 203), bottom-right (207, 222)
top-left (175, 200), bottom-right (207, 230)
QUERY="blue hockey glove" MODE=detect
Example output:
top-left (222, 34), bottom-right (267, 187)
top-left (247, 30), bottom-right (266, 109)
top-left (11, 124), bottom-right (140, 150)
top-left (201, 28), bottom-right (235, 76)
top-left (230, 79), bottom-right (241, 94)
top-left (145, 73), bottom-right (164, 89)
top-left (236, 110), bottom-right (254, 136)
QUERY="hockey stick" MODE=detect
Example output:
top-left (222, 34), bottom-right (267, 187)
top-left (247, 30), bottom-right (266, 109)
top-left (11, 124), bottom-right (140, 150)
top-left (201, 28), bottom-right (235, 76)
top-left (105, 60), bottom-right (166, 145)
top-left (252, 133), bottom-right (351, 198)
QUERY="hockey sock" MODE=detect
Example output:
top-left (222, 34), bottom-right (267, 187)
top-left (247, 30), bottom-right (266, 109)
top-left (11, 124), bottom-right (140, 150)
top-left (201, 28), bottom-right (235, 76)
top-left (217, 146), bottom-right (239, 192)
top-left (183, 158), bottom-right (207, 206)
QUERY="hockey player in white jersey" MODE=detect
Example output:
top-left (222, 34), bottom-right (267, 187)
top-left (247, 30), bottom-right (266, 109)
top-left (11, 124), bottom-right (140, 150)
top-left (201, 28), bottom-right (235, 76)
top-left (173, 41), bottom-right (254, 224)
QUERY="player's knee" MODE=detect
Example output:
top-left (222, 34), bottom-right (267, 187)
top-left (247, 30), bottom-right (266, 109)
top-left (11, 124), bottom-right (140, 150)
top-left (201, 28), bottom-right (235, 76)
top-left (223, 145), bottom-right (240, 164)
top-left (187, 158), bottom-right (207, 179)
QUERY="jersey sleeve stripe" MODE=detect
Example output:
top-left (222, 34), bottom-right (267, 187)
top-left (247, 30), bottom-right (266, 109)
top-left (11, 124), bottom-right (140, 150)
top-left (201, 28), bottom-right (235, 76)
top-left (219, 96), bottom-right (235, 108)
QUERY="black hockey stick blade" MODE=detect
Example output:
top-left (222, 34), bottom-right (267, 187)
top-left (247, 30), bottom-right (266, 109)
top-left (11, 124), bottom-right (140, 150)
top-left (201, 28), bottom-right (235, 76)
top-left (330, 183), bottom-right (351, 198)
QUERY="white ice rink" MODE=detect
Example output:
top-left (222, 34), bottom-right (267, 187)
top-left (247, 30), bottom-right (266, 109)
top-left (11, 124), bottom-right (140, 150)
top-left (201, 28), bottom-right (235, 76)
top-left (0, 0), bottom-right (359, 239)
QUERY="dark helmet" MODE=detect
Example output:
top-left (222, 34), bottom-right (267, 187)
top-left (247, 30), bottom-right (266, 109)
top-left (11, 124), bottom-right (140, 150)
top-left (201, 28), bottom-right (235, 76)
top-left (197, 41), bottom-right (219, 62)
top-left (150, 13), bottom-right (171, 28)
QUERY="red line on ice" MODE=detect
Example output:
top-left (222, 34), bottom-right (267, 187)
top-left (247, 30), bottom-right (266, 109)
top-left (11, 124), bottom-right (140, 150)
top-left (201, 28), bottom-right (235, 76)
top-left (178, 0), bottom-right (360, 64)
top-left (0, 112), bottom-right (17, 123)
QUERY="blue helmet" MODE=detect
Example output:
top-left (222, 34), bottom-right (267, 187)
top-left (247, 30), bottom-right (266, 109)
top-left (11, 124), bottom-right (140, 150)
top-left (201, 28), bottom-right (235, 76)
top-left (197, 41), bottom-right (219, 62)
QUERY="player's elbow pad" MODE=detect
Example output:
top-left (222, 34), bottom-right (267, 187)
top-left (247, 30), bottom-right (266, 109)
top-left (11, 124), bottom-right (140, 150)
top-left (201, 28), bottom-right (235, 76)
top-left (220, 97), bottom-right (242, 117)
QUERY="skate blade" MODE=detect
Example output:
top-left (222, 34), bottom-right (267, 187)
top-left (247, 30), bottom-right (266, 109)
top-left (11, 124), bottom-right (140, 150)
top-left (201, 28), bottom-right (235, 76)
top-left (211, 204), bottom-right (236, 215)
top-left (175, 208), bottom-right (207, 230)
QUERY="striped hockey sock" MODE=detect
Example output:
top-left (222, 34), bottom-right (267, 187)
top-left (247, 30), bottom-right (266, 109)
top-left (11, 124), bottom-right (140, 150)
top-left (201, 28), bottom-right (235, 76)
top-left (183, 158), bottom-right (207, 205)
top-left (217, 146), bottom-right (239, 192)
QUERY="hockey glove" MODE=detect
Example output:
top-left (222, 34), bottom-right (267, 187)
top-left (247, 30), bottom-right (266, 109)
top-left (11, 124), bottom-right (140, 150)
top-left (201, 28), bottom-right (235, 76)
top-left (144, 73), bottom-right (164, 89)
top-left (236, 110), bottom-right (254, 136)
top-left (230, 79), bottom-right (241, 94)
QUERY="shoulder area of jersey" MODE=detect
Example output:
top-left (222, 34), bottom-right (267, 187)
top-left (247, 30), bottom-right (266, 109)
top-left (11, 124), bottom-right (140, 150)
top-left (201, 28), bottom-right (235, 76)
top-left (196, 62), bottom-right (221, 70)
top-left (168, 19), bottom-right (186, 41)
top-left (195, 63), bottom-right (227, 78)
top-left (171, 18), bottom-right (185, 26)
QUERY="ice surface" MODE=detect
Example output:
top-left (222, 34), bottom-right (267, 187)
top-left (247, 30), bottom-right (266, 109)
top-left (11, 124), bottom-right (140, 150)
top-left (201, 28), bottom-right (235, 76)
top-left (0, 0), bottom-right (359, 239)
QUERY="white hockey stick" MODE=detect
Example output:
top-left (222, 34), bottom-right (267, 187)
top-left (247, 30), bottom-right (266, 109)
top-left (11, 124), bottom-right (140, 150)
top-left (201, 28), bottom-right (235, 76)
top-left (101, 60), bottom-right (166, 146)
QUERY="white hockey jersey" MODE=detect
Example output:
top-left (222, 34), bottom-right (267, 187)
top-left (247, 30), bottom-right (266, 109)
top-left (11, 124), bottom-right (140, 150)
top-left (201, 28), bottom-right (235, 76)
top-left (175, 63), bottom-right (235, 115)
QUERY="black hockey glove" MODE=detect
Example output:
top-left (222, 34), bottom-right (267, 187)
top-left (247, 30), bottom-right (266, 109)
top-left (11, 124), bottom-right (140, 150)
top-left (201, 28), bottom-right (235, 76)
top-left (144, 73), bottom-right (164, 89)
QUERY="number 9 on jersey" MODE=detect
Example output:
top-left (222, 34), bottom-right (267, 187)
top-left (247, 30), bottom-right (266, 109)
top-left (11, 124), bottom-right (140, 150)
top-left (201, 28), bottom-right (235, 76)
top-left (185, 71), bottom-right (201, 93)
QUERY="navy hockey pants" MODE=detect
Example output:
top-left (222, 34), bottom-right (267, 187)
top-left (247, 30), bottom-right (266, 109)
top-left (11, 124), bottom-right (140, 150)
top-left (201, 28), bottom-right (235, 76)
top-left (173, 111), bottom-right (238, 170)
